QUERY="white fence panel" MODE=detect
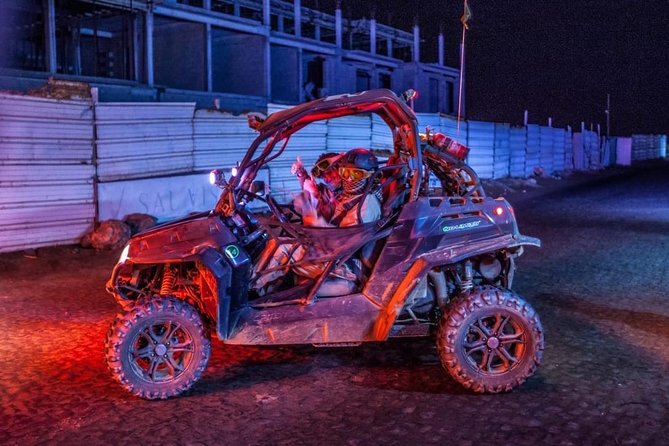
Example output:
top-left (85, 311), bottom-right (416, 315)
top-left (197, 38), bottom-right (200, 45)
top-left (552, 127), bottom-right (566, 172)
top-left (539, 126), bottom-right (554, 173)
top-left (371, 114), bottom-right (394, 152)
top-left (525, 125), bottom-right (541, 177)
top-left (584, 130), bottom-right (600, 168)
top-left (466, 121), bottom-right (495, 179)
top-left (438, 115), bottom-right (465, 142)
top-left (509, 126), bottom-right (526, 177)
top-left (564, 127), bottom-right (574, 170)
top-left (493, 123), bottom-right (510, 179)
top-left (326, 114), bottom-right (371, 152)
top-left (270, 120), bottom-right (328, 203)
top-left (193, 110), bottom-right (256, 170)
top-left (95, 103), bottom-right (195, 181)
top-left (0, 93), bottom-right (95, 252)
top-left (616, 137), bottom-right (632, 166)
top-left (416, 113), bottom-right (442, 133)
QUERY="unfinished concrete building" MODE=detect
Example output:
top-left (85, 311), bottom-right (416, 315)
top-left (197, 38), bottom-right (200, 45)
top-left (0, 0), bottom-right (462, 114)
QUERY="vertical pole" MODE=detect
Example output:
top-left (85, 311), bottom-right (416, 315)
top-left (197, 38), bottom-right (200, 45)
top-left (387, 37), bottom-right (393, 57)
top-left (606, 93), bottom-right (610, 139)
top-left (548, 117), bottom-right (552, 127)
top-left (72, 25), bottom-right (82, 75)
top-left (204, 0), bottom-right (212, 92)
top-left (335, 2), bottom-right (342, 48)
top-left (263, 0), bottom-right (271, 100)
top-left (145, 5), bottom-right (154, 86)
top-left (133, 10), bottom-right (140, 81)
top-left (44, 0), bottom-right (57, 73)
top-left (233, 0), bottom-right (240, 16)
top-left (524, 110), bottom-right (528, 126)
top-left (438, 29), bottom-right (444, 66)
top-left (370, 18), bottom-right (376, 54)
top-left (412, 20), bottom-right (420, 62)
top-left (294, 0), bottom-right (301, 38)
top-left (205, 23), bottom-right (212, 91)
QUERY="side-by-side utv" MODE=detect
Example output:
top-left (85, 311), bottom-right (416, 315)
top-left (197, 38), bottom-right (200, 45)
top-left (104, 89), bottom-right (543, 399)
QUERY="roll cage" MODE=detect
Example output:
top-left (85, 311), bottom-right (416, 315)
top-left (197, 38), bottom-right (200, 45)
top-left (214, 89), bottom-right (423, 216)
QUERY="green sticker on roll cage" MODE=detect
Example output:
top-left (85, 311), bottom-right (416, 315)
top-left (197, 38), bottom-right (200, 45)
top-left (224, 244), bottom-right (240, 259)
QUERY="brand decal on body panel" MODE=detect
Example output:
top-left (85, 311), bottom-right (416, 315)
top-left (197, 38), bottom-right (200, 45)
top-left (442, 220), bottom-right (481, 232)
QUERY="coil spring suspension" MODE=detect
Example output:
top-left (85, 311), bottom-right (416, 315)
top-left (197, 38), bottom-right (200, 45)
top-left (160, 267), bottom-right (176, 295)
top-left (461, 260), bottom-right (473, 292)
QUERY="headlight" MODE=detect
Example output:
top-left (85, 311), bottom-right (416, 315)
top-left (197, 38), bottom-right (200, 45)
top-left (118, 244), bottom-right (130, 263)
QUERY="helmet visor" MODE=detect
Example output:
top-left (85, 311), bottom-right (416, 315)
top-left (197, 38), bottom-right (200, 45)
top-left (338, 167), bottom-right (372, 181)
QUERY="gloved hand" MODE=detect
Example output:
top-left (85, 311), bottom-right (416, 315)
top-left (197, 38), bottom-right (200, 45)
top-left (291, 157), bottom-right (307, 179)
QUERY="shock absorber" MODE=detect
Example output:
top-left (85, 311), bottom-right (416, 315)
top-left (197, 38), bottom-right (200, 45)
top-left (461, 260), bottom-right (473, 292)
top-left (160, 266), bottom-right (177, 296)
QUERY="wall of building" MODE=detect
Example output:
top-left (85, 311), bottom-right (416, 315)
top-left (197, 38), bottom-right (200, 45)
top-left (154, 18), bottom-right (207, 91)
top-left (271, 45), bottom-right (300, 102)
top-left (212, 30), bottom-right (266, 96)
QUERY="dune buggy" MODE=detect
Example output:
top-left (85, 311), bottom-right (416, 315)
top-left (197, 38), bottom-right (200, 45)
top-left (104, 89), bottom-right (543, 399)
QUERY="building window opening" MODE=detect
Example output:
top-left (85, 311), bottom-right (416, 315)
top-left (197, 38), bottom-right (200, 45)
top-left (429, 78), bottom-right (439, 113)
top-left (0, 0), bottom-right (46, 72)
top-left (378, 72), bottom-right (391, 90)
top-left (355, 69), bottom-right (371, 92)
top-left (304, 56), bottom-right (325, 100)
top-left (55, 1), bottom-right (136, 80)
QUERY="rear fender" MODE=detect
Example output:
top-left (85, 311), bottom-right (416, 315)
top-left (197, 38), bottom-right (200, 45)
top-left (371, 233), bottom-right (541, 341)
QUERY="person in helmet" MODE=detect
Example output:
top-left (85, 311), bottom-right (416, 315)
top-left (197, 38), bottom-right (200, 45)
top-left (291, 152), bottom-right (343, 222)
top-left (301, 148), bottom-right (381, 227)
top-left (254, 148), bottom-right (381, 293)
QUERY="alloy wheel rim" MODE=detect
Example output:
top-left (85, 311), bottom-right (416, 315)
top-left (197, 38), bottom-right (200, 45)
top-left (128, 320), bottom-right (195, 383)
top-left (462, 312), bottom-right (527, 375)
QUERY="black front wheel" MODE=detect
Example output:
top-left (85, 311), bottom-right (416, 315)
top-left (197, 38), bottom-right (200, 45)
top-left (105, 297), bottom-right (211, 399)
top-left (437, 286), bottom-right (544, 393)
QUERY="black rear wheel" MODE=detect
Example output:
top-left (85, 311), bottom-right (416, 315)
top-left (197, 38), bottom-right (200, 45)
top-left (105, 296), bottom-right (211, 399)
top-left (437, 286), bottom-right (544, 393)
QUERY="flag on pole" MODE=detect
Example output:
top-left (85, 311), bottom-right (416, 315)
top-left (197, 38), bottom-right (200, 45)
top-left (460, 0), bottom-right (472, 29)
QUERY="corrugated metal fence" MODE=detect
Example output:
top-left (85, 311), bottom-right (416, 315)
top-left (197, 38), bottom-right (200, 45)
top-left (1, 93), bottom-right (666, 253)
top-left (0, 94), bottom-right (95, 252)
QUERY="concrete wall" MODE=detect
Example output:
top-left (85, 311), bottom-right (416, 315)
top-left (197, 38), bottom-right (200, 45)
top-left (271, 45), bottom-right (300, 103)
top-left (212, 30), bottom-right (265, 96)
top-left (154, 18), bottom-right (207, 91)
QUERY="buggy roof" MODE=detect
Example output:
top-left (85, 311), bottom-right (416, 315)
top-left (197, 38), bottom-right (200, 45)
top-left (257, 89), bottom-right (418, 141)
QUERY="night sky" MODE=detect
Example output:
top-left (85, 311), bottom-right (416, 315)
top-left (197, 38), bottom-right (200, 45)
top-left (308, 0), bottom-right (669, 136)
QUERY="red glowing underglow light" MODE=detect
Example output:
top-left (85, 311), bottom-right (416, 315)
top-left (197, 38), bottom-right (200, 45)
top-left (494, 207), bottom-right (504, 216)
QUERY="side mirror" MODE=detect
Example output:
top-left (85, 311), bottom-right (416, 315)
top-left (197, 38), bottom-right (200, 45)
top-left (250, 180), bottom-right (266, 195)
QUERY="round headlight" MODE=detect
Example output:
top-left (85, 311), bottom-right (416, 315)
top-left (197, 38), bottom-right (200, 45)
top-left (118, 244), bottom-right (130, 263)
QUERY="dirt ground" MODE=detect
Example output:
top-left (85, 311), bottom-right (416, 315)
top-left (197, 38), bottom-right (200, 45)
top-left (1, 160), bottom-right (668, 445)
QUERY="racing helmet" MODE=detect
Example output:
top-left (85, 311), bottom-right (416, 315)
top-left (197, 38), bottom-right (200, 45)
top-left (311, 152), bottom-right (343, 178)
top-left (339, 148), bottom-right (378, 194)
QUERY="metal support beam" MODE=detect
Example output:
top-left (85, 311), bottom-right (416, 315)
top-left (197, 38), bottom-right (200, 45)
top-left (263, 0), bottom-right (271, 99)
top-left (133, 13), bottom-right (141, 81)
top-left (145, 6), bottom-right (154, 86)
top-left (206, 23), bottom-right (212, 92)
top-left (412, 23), bottom-right (420, 63)
top-left (370, 18), bottom-right (376, 54)
top-left (263, 0), bottom-right (271, 26)
top-left (44, 0), bottom-right (57, 73)
top-left (335, 5), bottom-right (342, 48)
top-left (438, 32), bottom-right (444, 66)
top-left (294, 0), bottom-right (301, 37)
top-left (205, 0), bottom-right (212, 91)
